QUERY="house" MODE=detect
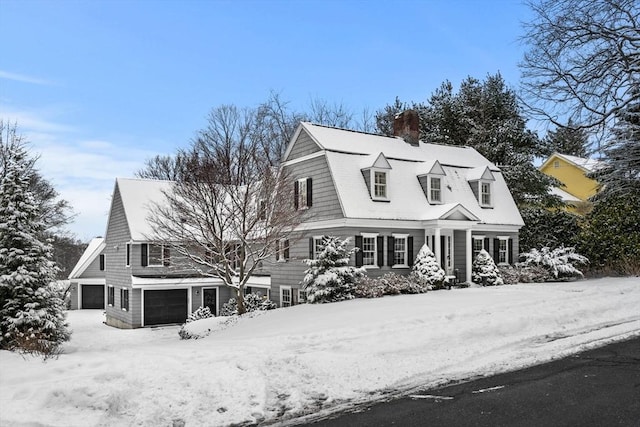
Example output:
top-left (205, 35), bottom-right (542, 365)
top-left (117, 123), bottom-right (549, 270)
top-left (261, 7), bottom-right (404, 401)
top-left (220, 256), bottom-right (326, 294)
top-left (539, 152), bottom-right (601, 213)
top-left (270, 112), bottom-right (524, 307)
top-left (68, 237), bottom-right (106, 309)
top-left (102, 178), bottom-right (271, 328)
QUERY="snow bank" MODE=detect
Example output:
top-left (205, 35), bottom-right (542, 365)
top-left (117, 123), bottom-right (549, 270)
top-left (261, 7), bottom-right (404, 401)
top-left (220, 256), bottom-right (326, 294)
top-left (1, 277), bottom-right (639, 426)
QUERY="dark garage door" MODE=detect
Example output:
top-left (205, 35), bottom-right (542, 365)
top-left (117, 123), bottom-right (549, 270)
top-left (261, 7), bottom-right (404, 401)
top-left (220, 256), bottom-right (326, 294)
top-left (144, 289), bottom-right (188, 326)
top-left (81, 285), bottom-right (105, 309)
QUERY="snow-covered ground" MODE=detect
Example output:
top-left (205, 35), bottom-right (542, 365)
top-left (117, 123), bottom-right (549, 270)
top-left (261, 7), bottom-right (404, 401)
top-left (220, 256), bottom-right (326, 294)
top-left (1, 277), bottom-right (639, 426)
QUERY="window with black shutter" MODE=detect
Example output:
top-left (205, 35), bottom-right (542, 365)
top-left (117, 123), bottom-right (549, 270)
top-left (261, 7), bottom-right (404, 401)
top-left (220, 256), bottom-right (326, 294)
top-left (141, 243), bottom-right (148, 266)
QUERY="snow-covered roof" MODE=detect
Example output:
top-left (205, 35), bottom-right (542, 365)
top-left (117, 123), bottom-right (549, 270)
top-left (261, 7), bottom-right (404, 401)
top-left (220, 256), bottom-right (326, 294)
top-left (296, 123), bottom-right (523, 226)
top-left (549, 186), bottom-right (581, 203)
top-left (542, 153), bottom-right (602, 173)
top-left (115, 178), bottom-right (173, 241)
top-left (67, 237), bottom-right (105, 279)
top-left (299, 122), bottom-right (500, 168)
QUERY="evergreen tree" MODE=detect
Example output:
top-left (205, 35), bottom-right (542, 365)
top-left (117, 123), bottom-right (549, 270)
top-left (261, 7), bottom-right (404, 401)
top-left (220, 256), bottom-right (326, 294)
top-left (592, 95), bottom-right (640, 199)
top-left (0, 138), bottom-right (70, 356)
top-left (301, 236), bottom-right (365, 303)
top-left (543, 120), bottom-right (590, 157)
top-left (472, 250), bottom-right (504, 286)
top-left (411, 244), bottom-right (446, 289)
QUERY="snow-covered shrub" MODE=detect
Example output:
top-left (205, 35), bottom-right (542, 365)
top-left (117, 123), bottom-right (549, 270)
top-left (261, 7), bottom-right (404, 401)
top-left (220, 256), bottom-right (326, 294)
top-left (353, 273), bottom-right (429, 298)
top-left (472, 249), bottom-right (504, 286)
top-left (411, 244), bottom-right (446, 290)
top-left (517, 265), bottom-right (552, 283)
top-left (497, 265), bottom-right (519, 285)
top-left (519, 246), bottom-right (588, 280)
top-left (179, 316), bottom-right (237, 340)
top-left (301, 236), bottom-right (365, 303)
top-left (219, 293), bottom-right (277, 316)
top-left (186, 306), bottom-right (213, 323)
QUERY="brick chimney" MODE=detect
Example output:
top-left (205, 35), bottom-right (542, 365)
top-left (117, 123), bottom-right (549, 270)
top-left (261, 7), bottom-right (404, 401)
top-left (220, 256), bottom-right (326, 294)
top-left (393, 109), bottom-right (420, 146)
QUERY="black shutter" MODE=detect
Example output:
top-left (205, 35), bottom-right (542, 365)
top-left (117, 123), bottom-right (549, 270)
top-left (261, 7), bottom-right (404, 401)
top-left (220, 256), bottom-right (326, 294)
top-left (294, 181), bottom-right (299, 210)
top-left (284, 240), bottom-right (290, 260)
top-left (355, 236), bottom-right (363, 267)
top-left (308, 238), bottom-right (314, 259)
top-left (377, 236), bottom-right (384, 267)
top-left (306, 177), bottom-right (313, 207)
top-left (493, 238), bottom-right (499, 261)
top-left (508, 238), bottom-right (513, 264)
top-left (141, 244), bottom-right (148, 267)
top-left (484, 237), bottom-right (490, 252)
top-left (99, 254), bottom-right (105, 271)
top-left (408, 236), bottom-right (414, 267)
top-left (387, 236), bottom-right (394, 266)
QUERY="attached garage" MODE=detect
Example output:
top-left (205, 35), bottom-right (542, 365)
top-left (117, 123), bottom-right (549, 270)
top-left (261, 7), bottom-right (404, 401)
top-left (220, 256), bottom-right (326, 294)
top-left (143, 289), bottom-right (188, 326)
top-left (81, 285), bottom-right (105, 309)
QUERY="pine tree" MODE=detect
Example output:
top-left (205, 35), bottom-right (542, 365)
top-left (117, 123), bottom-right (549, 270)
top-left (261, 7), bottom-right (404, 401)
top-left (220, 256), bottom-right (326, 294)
top-left (411, 244), bottom-right (446, 289)
top-left (543, 120), bottom-right (590, 158)
top-left (472, 249), bottom-right (504, 286)
top-left (301, 236), bottom-right (365, 303)
top-left (0, 139), bottom-right (70, 356)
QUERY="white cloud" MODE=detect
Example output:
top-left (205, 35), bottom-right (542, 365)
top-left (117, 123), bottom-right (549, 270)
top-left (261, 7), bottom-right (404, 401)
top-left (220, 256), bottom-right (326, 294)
top-left (0, 69), bottom-right (53, 86)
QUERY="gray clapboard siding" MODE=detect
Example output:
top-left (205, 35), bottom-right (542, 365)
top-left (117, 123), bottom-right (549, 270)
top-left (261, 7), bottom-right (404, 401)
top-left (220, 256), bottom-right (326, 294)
top-left (285, 129), bottom-right (321, 161)
top-left (78, 254), bottom-right (105, 278)
top-left (286, 154), bottom-right (344, 221)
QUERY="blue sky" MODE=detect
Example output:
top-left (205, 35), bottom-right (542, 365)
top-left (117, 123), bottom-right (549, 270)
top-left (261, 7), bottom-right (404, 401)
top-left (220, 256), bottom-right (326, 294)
top-left (0, 0), bottom-right (533, 241)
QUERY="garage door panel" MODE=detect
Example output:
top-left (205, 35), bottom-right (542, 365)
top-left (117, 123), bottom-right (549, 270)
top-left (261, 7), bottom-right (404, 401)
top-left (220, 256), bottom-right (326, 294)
top-left (81, 285), bottom-right (104, 309)
top-left (144, 289), bottom-right (187, 326)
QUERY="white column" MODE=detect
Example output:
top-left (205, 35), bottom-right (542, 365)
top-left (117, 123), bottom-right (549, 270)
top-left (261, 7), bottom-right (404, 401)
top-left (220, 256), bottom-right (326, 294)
top-left (434, 227), bottom-right (441, 268)
top-left (466, 228), bottom-right (473, 283)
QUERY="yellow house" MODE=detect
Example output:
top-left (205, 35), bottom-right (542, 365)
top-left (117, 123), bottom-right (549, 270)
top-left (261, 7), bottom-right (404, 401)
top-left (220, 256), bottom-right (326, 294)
top-left (539, 153), bottom-right (601, 214)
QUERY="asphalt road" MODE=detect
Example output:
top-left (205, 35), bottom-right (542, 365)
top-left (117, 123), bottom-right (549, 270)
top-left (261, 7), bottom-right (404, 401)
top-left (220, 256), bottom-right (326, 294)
top-left (307, 336), bottom-right (640, 427)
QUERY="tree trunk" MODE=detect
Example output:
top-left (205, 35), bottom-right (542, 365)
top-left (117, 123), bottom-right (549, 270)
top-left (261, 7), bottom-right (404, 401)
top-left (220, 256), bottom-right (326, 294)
top-left (236, 286), bottom-right (246, 315)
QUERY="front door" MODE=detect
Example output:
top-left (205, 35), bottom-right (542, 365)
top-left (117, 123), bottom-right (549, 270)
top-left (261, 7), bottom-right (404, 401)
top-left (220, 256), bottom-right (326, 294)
top-left (203, 288), bottom-right (217, 316)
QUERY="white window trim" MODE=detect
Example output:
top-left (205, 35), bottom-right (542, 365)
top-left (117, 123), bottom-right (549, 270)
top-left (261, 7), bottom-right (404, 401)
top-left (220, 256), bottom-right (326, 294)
top-left (297, 178), bottom-right (309, 210)
top-left (497, 236), bottom-right (509, 265)
top-left (361, 232), bottom-right (379, 268)
top-left (298, 289), bottom-right (307, 304)
top-left (280, 285), bottom-right (292, 308)
top-left (147, 244), bottom-right (169, 268)
top-left (107, 285), bottom-right (114, 307)
top-left (427, 176), bottom-right (443, 204)
top-left (472, 236), bottom-right (485, 259)
top-left (120, 288), bottom-right (129, 312)
top-left (125, 242), bottom-right (131, 267)
top-left (312, 235), bottom-right (324, 260)
top-left (276, 239), bottom-right (289, 262)
top-left (371, 169), bottom-right (389, 201)
top-left (479, 181), bottom-right (492, 207)
top-left (391, 233), bottom-right (409, 268)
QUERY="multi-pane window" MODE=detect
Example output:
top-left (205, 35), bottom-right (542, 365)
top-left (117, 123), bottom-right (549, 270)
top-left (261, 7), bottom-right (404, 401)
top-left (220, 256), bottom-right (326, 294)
top-left (472, 238), bottom-right (484, 259)
top-left (374, 171), bottom-right (387, 198)
top-left (362, 236), bottom-right (376, 266)
top-left (430, 177), bottom-right (442, 202)
top-left (276, 239), bottom-right (290, 262)
top-left (394, 236), bottom-right (407, 266)
top-left (120, 288), bottom-right (129, 311)
top-left (298, 178), bottom-right (308, 209)
top-left (148, 244), bottom-right (170, 267)
top-left (481, 182), bottom-right (491, 206)
top-left (107, 286), bottom-right (114, 306)
top-left (126, 243), bottom-right (131, 267)
top-left (298, 289), bottom-right (307, 304)
top-left (498, 238), bottom-right (508, 264)
top-left (313, 237), bottom-right (324, 259)
top-left (281, 287), bottom-right (291, 308)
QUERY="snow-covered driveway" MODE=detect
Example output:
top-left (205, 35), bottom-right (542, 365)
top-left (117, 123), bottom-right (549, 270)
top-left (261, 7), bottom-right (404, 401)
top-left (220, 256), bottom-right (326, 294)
top-left (1, 277), bottom-right (639, 426)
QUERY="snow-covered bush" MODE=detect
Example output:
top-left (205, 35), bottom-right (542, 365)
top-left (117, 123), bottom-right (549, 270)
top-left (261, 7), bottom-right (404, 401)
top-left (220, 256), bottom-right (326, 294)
top-left (353, 273), bottom-right (429, 298)
top-left (472, 249), bottom-right (504, 286)
top-left (353, 275), bottom-right (387, 298)
top-left (179, 316), bottom-right (237, 340)
top-left (219, 293), bottom-right (277, 316)
top-left (411, 244), bottom-right (446, 290)
top-left (301, 236), bottom-right (365, 303)
top-left (186, 306), bottom-right (214, 323)
top-left (519, 246), bottom-right (588, 280)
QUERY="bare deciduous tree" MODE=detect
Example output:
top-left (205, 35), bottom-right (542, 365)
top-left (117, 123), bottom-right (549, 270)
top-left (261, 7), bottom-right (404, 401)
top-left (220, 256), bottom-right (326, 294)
top-left (146, 106), bottom-right (305, 314)
top-left (520, 0), bottom-right (640, 144)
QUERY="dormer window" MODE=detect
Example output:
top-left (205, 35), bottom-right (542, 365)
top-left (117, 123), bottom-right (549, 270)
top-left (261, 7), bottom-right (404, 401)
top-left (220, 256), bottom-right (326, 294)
top-left (480, 182), bottom-right (491, 206)
top-left (429, 177), bottom-right (442, 203)
top-left (374, 171), bottom-right (387, 199)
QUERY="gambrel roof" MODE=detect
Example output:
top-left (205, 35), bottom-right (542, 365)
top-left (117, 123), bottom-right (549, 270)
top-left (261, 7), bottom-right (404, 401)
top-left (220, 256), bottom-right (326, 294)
top-left (285, 122), bottom-right (524, 227)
